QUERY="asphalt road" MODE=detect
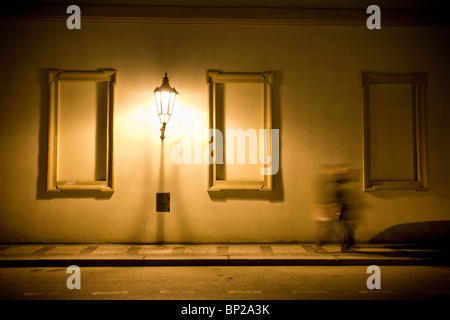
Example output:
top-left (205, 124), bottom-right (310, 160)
top-left (1, 266), bottom-right (449, 301)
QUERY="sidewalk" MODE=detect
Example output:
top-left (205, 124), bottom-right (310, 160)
top-left (0, 243), bottom-right (449, 267)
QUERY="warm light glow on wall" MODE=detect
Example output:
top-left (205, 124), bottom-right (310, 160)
top-left (122, 94), bottom-right (207, 149)
top-left (121, 97), bottom-right (155, 143)
top-left (169, 95), bottom-right (207, 130)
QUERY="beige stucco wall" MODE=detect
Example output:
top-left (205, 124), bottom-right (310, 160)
top-left (0, 19), bottom-right (449, 243)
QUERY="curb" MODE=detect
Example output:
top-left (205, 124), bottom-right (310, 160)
top-left (1, 244), bottom-right (449, 267)
top-left (1, 255), bottom-right (448, 267)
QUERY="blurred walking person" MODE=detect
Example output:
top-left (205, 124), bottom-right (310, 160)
top-left (310, 164), bottom-right (360, 251)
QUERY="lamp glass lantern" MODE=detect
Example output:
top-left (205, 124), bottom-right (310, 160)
top-left (154, 72), bottom-right (178, 139)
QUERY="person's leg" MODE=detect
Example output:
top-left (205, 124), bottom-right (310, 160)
top-left (347, 220), bottom-right (356, 247)
top-left (341, 221), bottom-right (350, 251)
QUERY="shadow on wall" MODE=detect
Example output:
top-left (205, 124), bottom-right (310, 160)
top-left (370, 220), bottom-right (450, 245)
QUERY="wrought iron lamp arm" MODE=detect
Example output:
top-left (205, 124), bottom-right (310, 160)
top-left (160, 122), bottom-right (166, 140)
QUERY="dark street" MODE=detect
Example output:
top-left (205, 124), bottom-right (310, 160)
top-left (1, 266), bottom-right (449, 300)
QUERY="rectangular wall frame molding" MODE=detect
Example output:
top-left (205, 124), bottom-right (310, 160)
top-left (47, 69), bottom-right (116, 192)
top-left (361, 72), bottom-right (428, 191)
top-left (207, 71), bottom-right (274, 192)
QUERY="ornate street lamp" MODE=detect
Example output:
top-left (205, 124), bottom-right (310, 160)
top-left (154, 72), bottom-right (178, 140)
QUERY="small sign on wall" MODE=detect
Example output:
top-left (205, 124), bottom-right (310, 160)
top-left (156, 193), bottom-right (170, 212)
